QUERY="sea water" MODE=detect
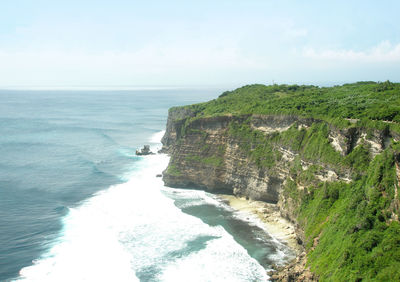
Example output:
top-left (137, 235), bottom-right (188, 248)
top-left (0, 89), bottom-right (294, 282)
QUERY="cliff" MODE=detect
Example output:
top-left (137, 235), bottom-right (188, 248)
top-left (161, 83), bottom-right (400, 281)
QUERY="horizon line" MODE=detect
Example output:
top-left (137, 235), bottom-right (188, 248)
top-left (0, 80), bottom-right (395, 91)
top-left (0, 85), bottom-right (232, 91)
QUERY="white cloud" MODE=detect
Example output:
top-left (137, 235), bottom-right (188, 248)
top-left (303, 41), bottom-right (400, 63)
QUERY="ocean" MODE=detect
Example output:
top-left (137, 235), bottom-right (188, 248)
top-left (0, 89), bottom-right (294, 282)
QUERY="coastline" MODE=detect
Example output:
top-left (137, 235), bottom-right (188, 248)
top-left (217, 194), bottom-right (316, 281)
top-left (217, 194), bottom-right (302, 255)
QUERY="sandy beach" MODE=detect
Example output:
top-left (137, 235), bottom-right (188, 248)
top-left (218, 194), bottom-right (302, 255)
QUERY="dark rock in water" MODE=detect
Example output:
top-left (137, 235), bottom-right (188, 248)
top-left (268, 252), bottom-right (317, 281)
top-left (156, 174), bottom-right (162, 177)
top-left (136, 145), bottom-right (155, 156)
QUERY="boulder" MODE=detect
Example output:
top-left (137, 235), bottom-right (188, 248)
top-left (136, 145), bottom-right (155, 156)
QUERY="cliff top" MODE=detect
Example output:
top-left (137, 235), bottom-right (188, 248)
top-left (163, 81), bottom-right (400, 280)
top-left (171, 81), bottom-right (400, 132)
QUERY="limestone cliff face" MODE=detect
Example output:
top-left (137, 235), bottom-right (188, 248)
top-left (161, 108), bottom-right (393, 219)
top-left (161, 107), bottom-right (398, 281)
top-left (163, 114), bottom-right (288, 203)
top-left (161, 107), bottom-right (198, 152)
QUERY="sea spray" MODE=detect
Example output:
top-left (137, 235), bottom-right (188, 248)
top-left (17, 153), bottom-right (271, 281)
top-left (149, 130), bottom-right (166, 144)
top-left (0, 89), bottom-right (221, 281)
top-left (15, 131), bottom-right (294, 282)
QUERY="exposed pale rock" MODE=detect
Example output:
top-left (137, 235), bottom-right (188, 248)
top-left (160, 109), bottom-right (395, 281)
top-left (328, 132), bottom-right (346, 155)
top-left (315, 169), bottom-right (338, 182)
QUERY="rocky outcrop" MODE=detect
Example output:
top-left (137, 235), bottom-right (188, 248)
top-left (162, 114), bottom-right (290, 202)
top-left (250, 115), bottom-right (313, 134)
top-left (269, 252), bottom-right (316, 281)
top-left (136, 145), bottom-right (155, 155)
top-left (161, 107), bottom-right (396, 280)
top-left (161, 112), bottom-right (358, 204)
top-left (328, 125), bottom-right (394, 158)
top-left (160, 106), bottom-right (199, 153)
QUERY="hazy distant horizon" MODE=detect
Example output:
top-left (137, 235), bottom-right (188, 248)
top-left (1, 1), bottom-right (399, 87)
top-left (1, 80), bottom-right (394, 91)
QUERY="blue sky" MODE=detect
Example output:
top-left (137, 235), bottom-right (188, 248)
top-left (0, 0), bottom-right (399, 88)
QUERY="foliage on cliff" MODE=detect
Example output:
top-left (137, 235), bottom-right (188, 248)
top-left (226, 115), bottom-right (400, 279)
top-left (180, 81), bottom-right (400, 133)
top-left (284, 146), bottom-right (400, 281)
top-left (229, 119), bottom-right (400, 280)
top-left (165, 81), bottom-right (400, 280)
top-left (228, 120), bottom-right (280, 169)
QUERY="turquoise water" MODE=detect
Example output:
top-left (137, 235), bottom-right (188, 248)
top-left (0, 89), bottom-right (294, 281)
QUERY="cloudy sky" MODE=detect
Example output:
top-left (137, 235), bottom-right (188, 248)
top-left (1, 0), bottom-right (399, 88)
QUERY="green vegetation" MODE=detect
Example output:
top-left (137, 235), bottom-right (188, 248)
top-left (180, 81), bottom-right (400, 131)
top-left (343, 144), bottom-right (371, 173)
top-left (182, 128), bottom-right (226, 167)
top-left (186, 154), bottom-right (224, 167)
top-left (293, 148), bottom-right (400, 281)
top-left (228, 119), bottom-right (280, 168)
top-left (171, 81), bottom-right (400, 280)
top-left (273, 122), bottom-right (342, 165)
top-left (166, 164), bottom-right (182, 176)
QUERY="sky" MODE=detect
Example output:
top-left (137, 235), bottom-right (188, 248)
top-left (0, 0), bottom-right (399, 88)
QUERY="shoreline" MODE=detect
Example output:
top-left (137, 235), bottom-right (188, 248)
top-left (216, 194), bottom-right (317, 280)
top-left (217, 194), bottom-right (302, 256)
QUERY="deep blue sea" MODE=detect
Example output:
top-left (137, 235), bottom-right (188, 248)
top-left (0, 89), bottom-right (293, 281)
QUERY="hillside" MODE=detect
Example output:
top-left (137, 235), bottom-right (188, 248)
top-left (173, 81), bottom-right (400, 128)
top-left (161, 81), bottom-right (400, 281)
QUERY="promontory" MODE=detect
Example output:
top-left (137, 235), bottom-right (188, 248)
top-left (161, 81), bottom-right (400, 281)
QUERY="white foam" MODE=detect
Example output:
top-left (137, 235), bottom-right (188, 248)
top-left (161, 188), bottom-right (227, 209)
top-left (16, 154), bottom-right (273, 281)
top-left (163, 188), bottom-right (294, 265)
top-left (231, 209), bottom-right (295, 265)
top-left (149, 130), bottom-right (165, 144)
top-left (15, 155), bottom-right (170, 282)
top-left (159, 231), bottom-right (268, 282)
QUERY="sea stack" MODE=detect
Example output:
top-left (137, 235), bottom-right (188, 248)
top-left (135, 145), bottom-right (155, 156)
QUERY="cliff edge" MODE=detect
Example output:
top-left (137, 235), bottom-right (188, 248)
top-left (161, 83), bottom-right (400, 281)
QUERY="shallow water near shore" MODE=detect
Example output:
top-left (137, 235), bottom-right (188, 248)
top-left (0, 89), bottom-right (294, 281)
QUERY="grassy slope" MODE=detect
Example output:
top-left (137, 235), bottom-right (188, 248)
top-left (294, 149), bottom-right (400, 281)
top-left (174, 81), bottom-right (400, 132)
top-left (173, 81), bottom-right (400, 280)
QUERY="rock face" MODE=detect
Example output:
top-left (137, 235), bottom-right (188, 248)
top-left (161, 107), bottom-right (395, 280)
top-left (162, 114), bottom-right (285, 201)
top-left (269, 252), bottom-right (316, 281)
top-left (136, 145), bottom-right (155, 155)
top-left (162, 112), bottom-right (352, 202)
top-left (161, 107), bottom-right (395, 211)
